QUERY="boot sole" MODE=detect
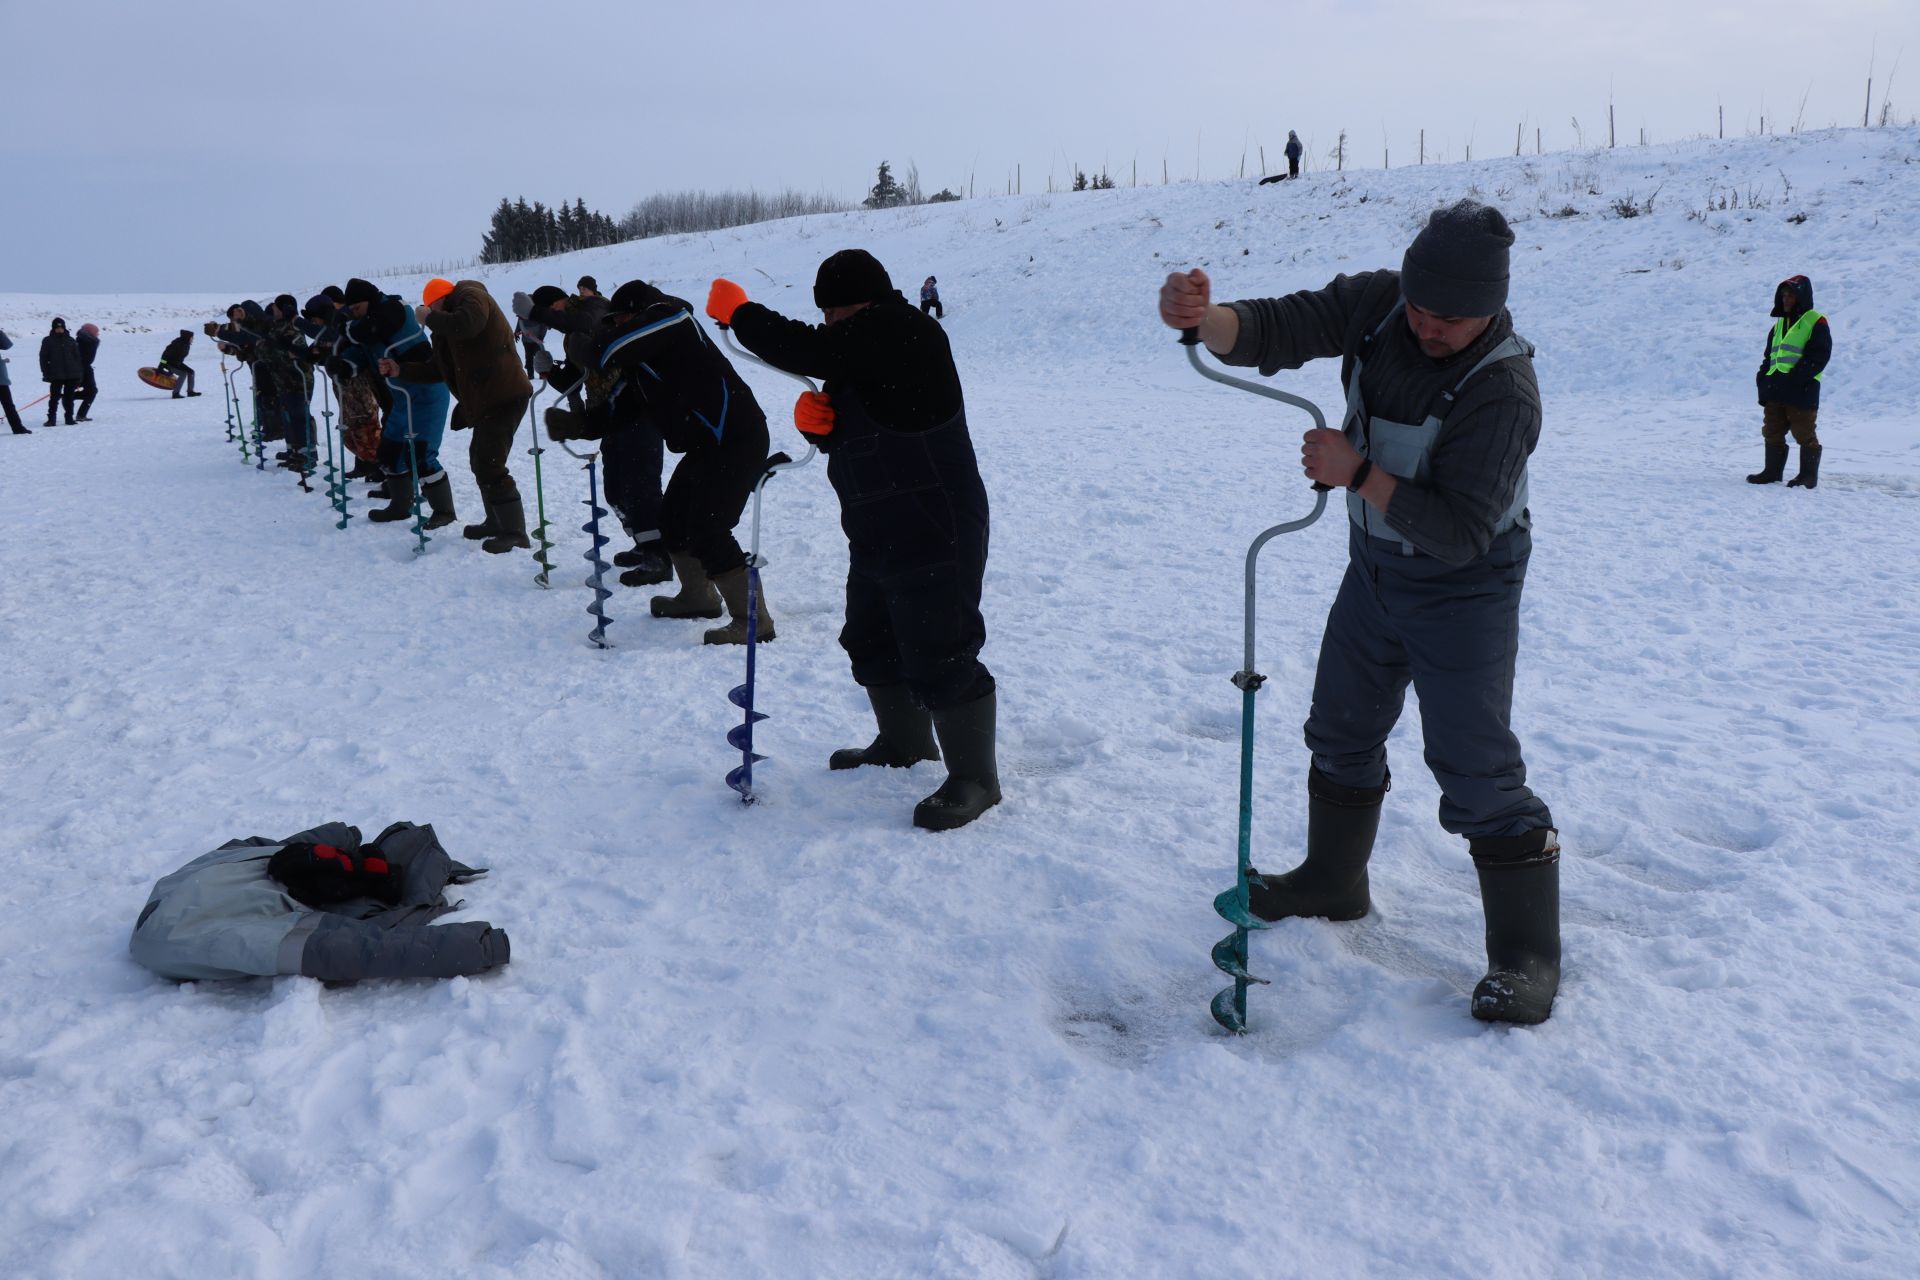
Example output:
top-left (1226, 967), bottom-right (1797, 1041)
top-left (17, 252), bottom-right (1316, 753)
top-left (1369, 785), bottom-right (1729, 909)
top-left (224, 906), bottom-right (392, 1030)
top-left (913, 790), bottom-right (1002, 832)
top-left (650, 604), bottom-right (723, 619)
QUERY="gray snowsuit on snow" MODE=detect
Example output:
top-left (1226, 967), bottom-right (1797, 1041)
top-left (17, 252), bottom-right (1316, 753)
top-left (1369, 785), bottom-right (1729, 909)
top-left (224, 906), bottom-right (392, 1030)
top-left (1222, 268), bottom-right (1552, 840)
top-left (129, 821), bottom-right (510, 982)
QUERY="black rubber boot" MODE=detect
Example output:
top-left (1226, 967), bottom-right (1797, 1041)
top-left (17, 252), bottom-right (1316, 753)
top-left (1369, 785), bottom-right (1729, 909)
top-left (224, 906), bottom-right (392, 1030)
top-left (650, 552), bottom-right (722, 619)
top-left (366, 471), bottom-right (415, 522)
top-left (1469, 829), bottom-right (1561, 1025)
top-left (913, 690), bottom-right (1000, 831)
top-left (420, 472), bottom-right (457, 530)
top-left (463, 491), bottom-right (502, 541)
top-left (1786, 445), bottom-right (1822, 489)
top-left (617, 542), bottom-right (672, 587)
top-left (481, 490), bottom-right (531, 553)
top-left (704, 566), bottom-right (772, 645)
top-left (1248, 767), bottom-right (1388, 923)
top-left (1746, 443), bottom-right (1788, 484)
top-left (830, 683), bottom-right (940, 771)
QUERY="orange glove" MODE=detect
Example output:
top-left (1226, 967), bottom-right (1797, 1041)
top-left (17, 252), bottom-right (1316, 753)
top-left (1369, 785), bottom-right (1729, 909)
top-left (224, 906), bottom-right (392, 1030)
top-left (706, 278), bottom-right (748, 326)
top-left (794, 390), bottom-right (835, 439)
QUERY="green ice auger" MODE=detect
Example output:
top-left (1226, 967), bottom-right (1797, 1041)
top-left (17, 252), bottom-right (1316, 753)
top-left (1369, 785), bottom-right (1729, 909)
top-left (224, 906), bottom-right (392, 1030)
top-left (223, 361), bottom-right (249, 464)
top-left (402, 413), bottom-right (429, 557)
top-left (249, 371), bottom-right (266, 472)
top-left (1178, 327), bottom-right (1329, 1034)
top-left (218, 353), bottom-right (239, 446)
top-left (524, 373), bottom-right (556, 587)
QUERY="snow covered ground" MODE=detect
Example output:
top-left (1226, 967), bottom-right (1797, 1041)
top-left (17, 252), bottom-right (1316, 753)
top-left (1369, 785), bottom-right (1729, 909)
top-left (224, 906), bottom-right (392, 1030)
top-left (3, 127), bottom-right (1918, 1278)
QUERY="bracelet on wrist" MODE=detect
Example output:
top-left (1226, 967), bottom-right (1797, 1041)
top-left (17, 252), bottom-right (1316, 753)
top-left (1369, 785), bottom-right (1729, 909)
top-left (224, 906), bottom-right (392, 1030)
top-left (1347, 459), bottom-right (1373, 492)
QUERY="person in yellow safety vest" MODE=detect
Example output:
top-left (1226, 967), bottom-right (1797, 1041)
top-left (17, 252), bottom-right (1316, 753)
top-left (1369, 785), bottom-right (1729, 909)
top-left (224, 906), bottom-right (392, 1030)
top-left (1747, 274), bottom-right (1831, 489)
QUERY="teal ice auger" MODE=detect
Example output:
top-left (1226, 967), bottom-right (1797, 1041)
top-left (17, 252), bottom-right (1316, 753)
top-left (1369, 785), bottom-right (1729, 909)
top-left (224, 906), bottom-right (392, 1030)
top-left (218, 353), bottom-right (240, 448)
top-left (249, 370), bottom-right (266, 472)
top-left (222, 359), bottom-right (250, 464)
top-left (1178, 327), bottom-right (1330, 1035)
top-left (713, 323), bottom-right (818, 804)
top-left (319, 374), bottom-right (352, 528)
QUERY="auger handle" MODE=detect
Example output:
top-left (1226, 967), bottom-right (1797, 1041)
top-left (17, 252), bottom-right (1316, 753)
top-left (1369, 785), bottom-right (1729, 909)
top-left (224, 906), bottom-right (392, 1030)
top-left (1179, 329), bottom-right (1332, 494)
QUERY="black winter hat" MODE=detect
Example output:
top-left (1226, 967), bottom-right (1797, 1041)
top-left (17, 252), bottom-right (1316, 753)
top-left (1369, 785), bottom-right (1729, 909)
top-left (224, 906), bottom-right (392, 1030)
top-left (1400, 199), bottom-right (1514, 318)
top-left (273, 293), bottom-right (299, 317)
top-left (302, 294), bottom-right (336, 321)
top-left (577, 275), bottom-right (598, 293)
top-left (321, 284), bottom-right (346, 304)
top-left (608, 279), bottom-right (665, 315)
top-left (342, 278), bottom-right (382, 308)
top-left (179, 328), bottom-right (193, 338)
top-left (814, 249), bottom-right (893, 308)
top-left (530, 285), bottom-right (569, 309)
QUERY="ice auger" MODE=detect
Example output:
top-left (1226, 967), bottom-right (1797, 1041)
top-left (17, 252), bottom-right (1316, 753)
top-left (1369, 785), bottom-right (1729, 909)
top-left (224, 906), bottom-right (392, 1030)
top-left (222, 360), bottom-right (249, 464)
top-left (318, 374), bottom-right (352, 528)
top-left (526, 356), bottom-right (558, 588)
top-left (1178, 327), bottom-right (1330, 1035)
top-left (712, 323), bottom-right (818, 804)
top-left (549, 429), bottom-right (615, 649)
top-left (218, 353), bottom-right (240, 449)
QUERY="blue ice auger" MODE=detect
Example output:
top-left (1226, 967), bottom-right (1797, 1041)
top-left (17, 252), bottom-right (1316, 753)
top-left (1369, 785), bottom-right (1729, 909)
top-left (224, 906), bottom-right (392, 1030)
top-left (714, 324), bottom-right (819, 804)
top-left (551, 429), bottom-right (615, 648)
top-left (525, 359), bottom-right (558, 588)
top-left (1177, 327), bottom-right (1330, 1035)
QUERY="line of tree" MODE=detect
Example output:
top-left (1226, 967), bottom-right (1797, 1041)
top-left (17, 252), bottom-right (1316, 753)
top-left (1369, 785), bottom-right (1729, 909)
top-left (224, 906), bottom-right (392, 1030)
top-left (618, 189), bottom-right (852, 241)
top-left (863, 160), bottom-right (961, 208)
top-left (479, 197), bottom-right (622, 265)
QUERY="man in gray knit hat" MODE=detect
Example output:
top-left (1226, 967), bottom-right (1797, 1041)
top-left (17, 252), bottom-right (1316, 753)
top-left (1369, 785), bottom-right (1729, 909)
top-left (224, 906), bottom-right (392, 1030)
top-left (1158, 198), bottom-right (1560, 1025)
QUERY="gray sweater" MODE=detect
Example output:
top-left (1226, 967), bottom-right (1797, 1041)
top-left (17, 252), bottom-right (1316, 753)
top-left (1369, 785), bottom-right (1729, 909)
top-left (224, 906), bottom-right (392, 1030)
top-left (1223, 269), bottom-right (1541, 566)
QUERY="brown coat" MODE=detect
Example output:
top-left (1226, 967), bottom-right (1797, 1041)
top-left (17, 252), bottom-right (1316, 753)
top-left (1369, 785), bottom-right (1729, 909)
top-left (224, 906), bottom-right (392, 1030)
top-left (421, 280), bottom-right (532, 423)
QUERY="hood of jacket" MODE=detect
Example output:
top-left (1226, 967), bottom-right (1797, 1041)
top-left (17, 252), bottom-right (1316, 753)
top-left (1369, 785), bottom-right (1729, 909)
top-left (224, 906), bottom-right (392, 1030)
top-left (1771, 275), bottom-right (1814, 318)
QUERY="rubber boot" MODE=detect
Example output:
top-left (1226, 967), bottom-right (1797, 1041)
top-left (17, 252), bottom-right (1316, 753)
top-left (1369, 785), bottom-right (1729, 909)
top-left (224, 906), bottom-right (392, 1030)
top-left (830, 683), bottom-right (940, 771)
top-left (1469, 830), bottom-right (1561, 1025)
top-left (1746, 443), bottom-right (1788, 484)
top-left (463, 490), bottom-right (502, 541)
top-left (613, 539), bottom-right (653, 568)
top-left (1786, 445), bottom-right (1822, 489)
top-left (420, 472), bottom-right (457, 530)
top-left (481, 489), bottom-right (531, 553)
top-left (346, 456), bottom-right (378, 482)
top-left (1247, 767), bottom-right (1387, 922)
top-left (650, 552), bottom-right (722, 619)
top-left (913, 690), bottom-right (1001, 831)
top-left (618, 541), bottom-right (672, 587)
top-left (704, 566), bottom-right (773, 645)
top-left (367, 470), bottom-right (415, 522)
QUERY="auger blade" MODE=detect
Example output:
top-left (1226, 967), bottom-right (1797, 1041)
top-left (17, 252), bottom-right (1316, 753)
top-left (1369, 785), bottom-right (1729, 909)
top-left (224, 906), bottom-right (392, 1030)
top-left (1210, 934), bottom-right (1270, 985)
top-left (725, 762), bottom-right (758, 801)
top-left (1213, 885), bottom-right (1269, 931)
top-left (1210, 984), bottom-right (1249, 1034)
top-left (725, 725), bottom-right (769, 756)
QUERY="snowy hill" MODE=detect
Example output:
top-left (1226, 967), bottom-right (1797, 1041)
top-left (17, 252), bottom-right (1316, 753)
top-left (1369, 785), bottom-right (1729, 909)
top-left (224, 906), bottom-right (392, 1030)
top-left (3, 127), bottom-right (1918, 1278)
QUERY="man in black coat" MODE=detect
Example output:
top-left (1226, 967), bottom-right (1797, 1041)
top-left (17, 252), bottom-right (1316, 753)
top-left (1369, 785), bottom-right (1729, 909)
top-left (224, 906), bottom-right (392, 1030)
top-left (713, 249), bottom-right (1000, 832)
top-left (159, 329), bottom-right (201, 398)
top-left (543, 279), bottom-right (770, 644)
top-left (39, 318), bottom-right (84, 426)
top-left (74, 323), bottom-right (101, 421)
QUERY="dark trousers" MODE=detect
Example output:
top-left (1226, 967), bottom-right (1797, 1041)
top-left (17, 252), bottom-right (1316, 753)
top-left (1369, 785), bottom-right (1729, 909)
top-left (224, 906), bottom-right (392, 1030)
top-left (920, 299), bottom-right (944, 319)
top-left (603, 421), bottom-right (665, 540)
top-left (45, 380), bottom-right (77, 423)
top-left (76, 369), bottom-right (98, 418)
top-left (660, 444), bottom-right (758, 576)
top-left (1288, 156), bottom-right (1300, 178)
top-left (464, 397), bottom-right (530, 499)
top-left (1, 385), bottom-right (23, 432)
top-left (841, 550), bottom-right (993, 712)
top-left (1305, 526), bottom-right (1551, 840)
top-left (165, 363), bottom-right (196, 397)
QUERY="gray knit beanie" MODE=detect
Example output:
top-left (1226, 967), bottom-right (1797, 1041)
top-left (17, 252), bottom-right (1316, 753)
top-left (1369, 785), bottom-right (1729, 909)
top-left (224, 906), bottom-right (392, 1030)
top-left (1400, 199), bottom-right (1514, 317)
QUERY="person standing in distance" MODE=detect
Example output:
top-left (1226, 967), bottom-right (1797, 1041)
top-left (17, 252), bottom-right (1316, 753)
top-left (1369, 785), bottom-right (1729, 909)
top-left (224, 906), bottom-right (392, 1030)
top-left (1158, 198), bottom-right (1561, 1024)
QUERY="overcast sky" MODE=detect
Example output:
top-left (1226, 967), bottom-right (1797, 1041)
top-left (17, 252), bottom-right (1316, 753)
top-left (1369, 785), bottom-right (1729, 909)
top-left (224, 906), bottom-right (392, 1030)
top-left (5, 0), bottom-right (1915, 294)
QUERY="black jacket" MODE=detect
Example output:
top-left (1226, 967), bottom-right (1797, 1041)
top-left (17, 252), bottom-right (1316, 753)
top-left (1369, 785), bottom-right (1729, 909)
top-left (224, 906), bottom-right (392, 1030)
top-left (161, 332), bottom-right (194, 365)
top-left (77, 330), bottom-right (99, 370)
top-left (581, 288), bottom-right (768, 458)
top-left (731, 295), bottom-right (988, 575)
top-left (40, 330), bottom-right (83, 382)
top-left (1758, 274), bottom-right (1829, 411)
